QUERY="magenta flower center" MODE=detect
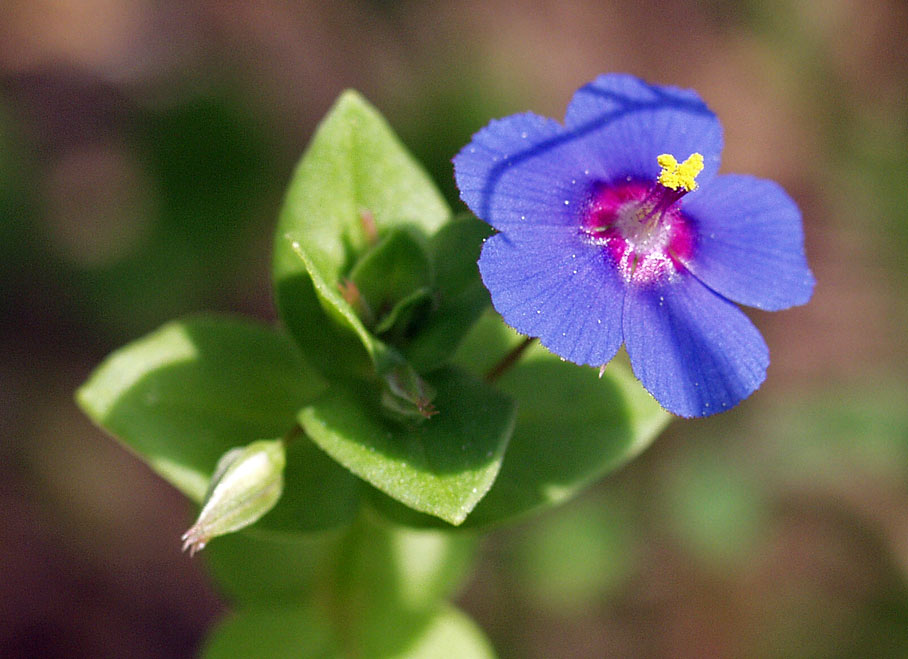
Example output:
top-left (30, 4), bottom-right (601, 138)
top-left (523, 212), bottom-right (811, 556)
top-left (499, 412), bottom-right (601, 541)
top-left (580, 179), bottom-right (696, 284)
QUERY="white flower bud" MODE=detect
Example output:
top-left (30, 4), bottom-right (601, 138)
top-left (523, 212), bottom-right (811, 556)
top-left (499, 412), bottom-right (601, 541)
top-left (181, 438), bottom-right (285, 555)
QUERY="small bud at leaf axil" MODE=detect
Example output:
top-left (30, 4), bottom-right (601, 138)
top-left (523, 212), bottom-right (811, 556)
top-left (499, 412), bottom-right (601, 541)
top-left (181, 438), bottom-right (286, 556)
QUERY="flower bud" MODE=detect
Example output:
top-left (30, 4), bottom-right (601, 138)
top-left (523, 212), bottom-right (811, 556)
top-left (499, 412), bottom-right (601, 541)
top-left (181, 438), bottom-right (286, 555)
top-left (381, 362), bottom-right (437, 423)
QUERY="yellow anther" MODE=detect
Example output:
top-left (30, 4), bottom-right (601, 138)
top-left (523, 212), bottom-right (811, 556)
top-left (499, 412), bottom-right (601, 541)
top-left (657, 152), bottom-right (704, 191)
top-left (657, 153), bottom-right (678, 171)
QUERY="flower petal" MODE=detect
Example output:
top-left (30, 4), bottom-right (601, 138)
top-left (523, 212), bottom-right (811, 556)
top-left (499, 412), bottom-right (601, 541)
top-left (479, 228), bottom-right (625, 366)
top-left (564, 74), bottom-right (723, 185)
top-left (623, 275), bottom-right (768, 417)
top-left (453, 112), bottom-right (593, 232)
top-left (682, 174), bottom-right (815, 311)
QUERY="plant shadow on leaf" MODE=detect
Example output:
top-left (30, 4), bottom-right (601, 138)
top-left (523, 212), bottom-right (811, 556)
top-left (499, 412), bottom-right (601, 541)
top-left (299, 367), bottom-right (515, 525)
top-left (405, 214), bottom-right (493, 373)
top-left (257, 434), bottom-right (361, 533)
top-left (76, 315), bottom-right (359, 533)
top-left (272, 270), bottom-right (373, 377)
top-left (466, 352), bottom-right (664, 527)
top-left (370, 313), bottom-right (669, 529)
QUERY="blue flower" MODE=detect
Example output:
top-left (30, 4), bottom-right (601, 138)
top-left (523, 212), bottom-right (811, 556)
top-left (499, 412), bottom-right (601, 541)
top-left (454, 74), bottom-right (814, 417)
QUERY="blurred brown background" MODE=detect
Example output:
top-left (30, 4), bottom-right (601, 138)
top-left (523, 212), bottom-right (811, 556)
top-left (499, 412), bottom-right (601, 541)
top-left (2, 0), bottom-right (907, 657)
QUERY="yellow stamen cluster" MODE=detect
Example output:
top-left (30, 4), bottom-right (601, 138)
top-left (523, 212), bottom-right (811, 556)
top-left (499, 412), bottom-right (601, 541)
top-left (657, 152), bottom-right (704, 191)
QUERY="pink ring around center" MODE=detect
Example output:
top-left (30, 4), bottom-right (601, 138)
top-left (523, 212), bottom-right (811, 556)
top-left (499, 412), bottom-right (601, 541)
top-left (580, 180), bottom-right (696, 285)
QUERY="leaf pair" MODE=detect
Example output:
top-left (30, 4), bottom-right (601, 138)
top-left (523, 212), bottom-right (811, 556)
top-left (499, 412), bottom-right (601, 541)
top-left (272, 91), bottom-right (515, 524)
top-left (202, 514), bottom-right (491, 658)
top-left (77, 93), bottom-right (513, 528)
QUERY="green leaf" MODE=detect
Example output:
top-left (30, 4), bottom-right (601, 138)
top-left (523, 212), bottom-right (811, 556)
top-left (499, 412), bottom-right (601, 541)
top-left (513, 495), bottom-right (638, 612)
top-left (76, 316), bottom-right (359, 532)
top-left (203, 527), bottom-right (347, 606)
top-left (201, 605), bottom-right (495, 659)
top-left (373, 286), bottom-right (433, 336)
top-left (298, 367), bottom-right (515, 525)
top-left (207, 496), bottom-right (474, 609)
top-left (202, 606), bottom-right (339, 659)
top-left (453, 313), bottom-right (671, 527)
top-left (405, 214), bottom-right (493, 372)
top-left (663, 445), bottom-right (769, 570)
top-left (334, 512), bottom-right (477, 614)
top-left (272, 90), bottom-right (450, 374)
top-left (203, 514), bottom-right (484, 657)
top-left (349, 227), bottom-right (434, 331)
top-left (336, 516), bottom-right (483, 656)
top-left (373, 605), bottom-right (496, 659)
top-left (259, 433), bottom-right (361, 533)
